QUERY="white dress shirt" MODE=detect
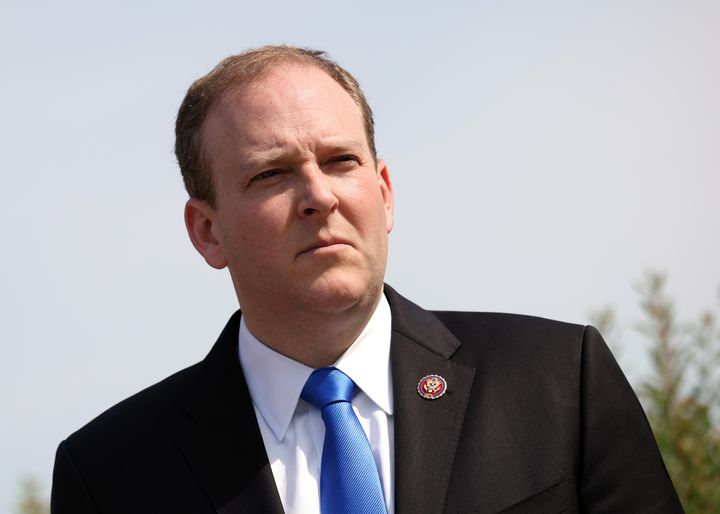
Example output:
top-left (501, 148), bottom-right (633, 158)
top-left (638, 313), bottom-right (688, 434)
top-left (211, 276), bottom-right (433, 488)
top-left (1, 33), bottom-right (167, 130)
top-left (238, 296), bottom-right (394, 514)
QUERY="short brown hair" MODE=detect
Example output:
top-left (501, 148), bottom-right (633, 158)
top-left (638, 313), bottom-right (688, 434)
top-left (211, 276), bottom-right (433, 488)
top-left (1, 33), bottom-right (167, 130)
top-left (175, 45), bottom-right (376, 206)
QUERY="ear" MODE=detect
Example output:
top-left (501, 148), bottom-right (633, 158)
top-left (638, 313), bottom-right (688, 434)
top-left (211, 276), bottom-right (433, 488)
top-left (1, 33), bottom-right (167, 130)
top-left (184, 198), bottom-right (228, 269)
top-left (377, 159), bottom-right (394, 233)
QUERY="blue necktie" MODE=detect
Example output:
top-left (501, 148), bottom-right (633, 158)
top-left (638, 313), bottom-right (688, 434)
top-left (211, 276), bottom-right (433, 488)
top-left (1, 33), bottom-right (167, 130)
top-left (301, 367), bottom-right (388, 514)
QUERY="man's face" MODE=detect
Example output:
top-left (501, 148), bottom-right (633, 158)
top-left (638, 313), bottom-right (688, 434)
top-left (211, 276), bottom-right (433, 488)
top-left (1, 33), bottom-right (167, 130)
top-left (191, 64), bottom-right (393, 319)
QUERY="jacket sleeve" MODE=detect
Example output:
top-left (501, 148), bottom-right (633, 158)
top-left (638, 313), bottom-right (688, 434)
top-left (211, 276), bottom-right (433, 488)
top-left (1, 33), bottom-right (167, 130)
top-left (579, 325), bottom-right (684, 513)
top-left (51, 440), bottom-right (98, 514)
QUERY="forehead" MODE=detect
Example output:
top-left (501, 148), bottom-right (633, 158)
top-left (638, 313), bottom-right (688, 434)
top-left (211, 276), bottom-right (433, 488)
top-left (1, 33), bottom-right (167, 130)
top-left (204, 64), bottom-right (365, 148)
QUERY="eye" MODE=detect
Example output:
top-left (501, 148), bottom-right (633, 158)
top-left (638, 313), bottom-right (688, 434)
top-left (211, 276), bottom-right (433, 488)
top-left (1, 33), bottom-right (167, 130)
top-left (250, 169), bottom-right (282, 183)
top-left (327, 155), bottom-right (360, 168)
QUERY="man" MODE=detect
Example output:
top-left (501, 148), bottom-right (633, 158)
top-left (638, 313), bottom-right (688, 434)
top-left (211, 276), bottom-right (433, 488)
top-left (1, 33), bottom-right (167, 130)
top-left (52, 46), bottom-right (683, 513)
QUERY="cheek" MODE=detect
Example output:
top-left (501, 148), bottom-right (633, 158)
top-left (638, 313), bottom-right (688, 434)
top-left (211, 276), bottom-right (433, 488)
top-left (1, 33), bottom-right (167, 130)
top-left (341, 178), bottom-right (385, 213)
top-left (231, 202), bottom-right (292, 250)
top-left (345, 195), bottom-right (391, 248)
top-left (255, 201), bottom-right (295, 236)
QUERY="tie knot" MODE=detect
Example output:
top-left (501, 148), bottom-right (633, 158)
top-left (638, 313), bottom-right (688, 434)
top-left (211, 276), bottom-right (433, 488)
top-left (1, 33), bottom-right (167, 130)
top-left (301, 367), bottom-right (356, 410)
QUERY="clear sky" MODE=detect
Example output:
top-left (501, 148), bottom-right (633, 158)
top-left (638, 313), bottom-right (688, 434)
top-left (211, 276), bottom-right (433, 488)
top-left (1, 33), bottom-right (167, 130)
top-left (2, 0), bottom-right (719, 508)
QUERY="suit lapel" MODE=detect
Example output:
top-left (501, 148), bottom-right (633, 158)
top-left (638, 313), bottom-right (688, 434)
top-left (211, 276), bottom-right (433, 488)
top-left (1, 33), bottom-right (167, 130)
top-left (170, 290), bottom-right (476, 514)
top-left (173, 312), bottom-right (285, 514)
top-left (386, 286), bottom-right (476, 514)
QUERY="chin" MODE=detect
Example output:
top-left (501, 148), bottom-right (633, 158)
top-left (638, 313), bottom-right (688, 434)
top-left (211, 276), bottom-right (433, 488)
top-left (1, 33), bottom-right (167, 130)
top-left (300, 272), bottom-right (382, 314)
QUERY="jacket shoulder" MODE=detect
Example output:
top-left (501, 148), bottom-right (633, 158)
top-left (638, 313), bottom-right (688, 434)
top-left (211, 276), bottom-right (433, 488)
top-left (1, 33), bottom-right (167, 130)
top-left (65, 360), bottom-right (207, 450)
top-left (432, 310), bottom-right (586, 353)
top-left (65, 311), bottom-right (243, 449)
top-left (432, 310), bottom-right (584, 333)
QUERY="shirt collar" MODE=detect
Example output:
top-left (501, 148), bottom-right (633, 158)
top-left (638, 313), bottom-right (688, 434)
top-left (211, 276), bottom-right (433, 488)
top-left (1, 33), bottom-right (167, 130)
top-left (238, 294), bottom-right (393, 442)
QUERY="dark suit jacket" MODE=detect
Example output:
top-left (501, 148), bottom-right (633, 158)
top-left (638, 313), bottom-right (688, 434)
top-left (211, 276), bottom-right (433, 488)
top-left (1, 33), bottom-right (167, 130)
top-left (52, 286), bottom-right (683, 513)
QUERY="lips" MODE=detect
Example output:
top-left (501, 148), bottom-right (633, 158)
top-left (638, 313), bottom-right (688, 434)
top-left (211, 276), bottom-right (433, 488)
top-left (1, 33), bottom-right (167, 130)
top-left (299, 237), bottom-right (352, 256)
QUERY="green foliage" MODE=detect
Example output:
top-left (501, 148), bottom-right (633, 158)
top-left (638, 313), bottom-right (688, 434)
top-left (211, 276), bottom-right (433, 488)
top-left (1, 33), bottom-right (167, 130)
top-left (608, 272), bottom-right (720, 513)
top-left (13, 478), bottom-right (49, 514)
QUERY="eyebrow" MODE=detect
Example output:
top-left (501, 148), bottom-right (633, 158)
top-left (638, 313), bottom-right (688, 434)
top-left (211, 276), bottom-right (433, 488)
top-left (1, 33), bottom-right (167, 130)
top-left (243, 139), bottom-right (366, 169)
top-left (243, 149), bottom-right (288, 169)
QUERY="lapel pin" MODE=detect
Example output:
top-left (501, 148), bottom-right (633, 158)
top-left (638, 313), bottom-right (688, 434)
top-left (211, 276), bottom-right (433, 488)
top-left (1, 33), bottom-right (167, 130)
top-left (417, 374), bottom-right (447, 400)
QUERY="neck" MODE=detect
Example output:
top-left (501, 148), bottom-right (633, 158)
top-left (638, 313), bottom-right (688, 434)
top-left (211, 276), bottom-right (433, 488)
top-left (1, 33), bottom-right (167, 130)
top-left (240, 291), bottom-right (382, 368)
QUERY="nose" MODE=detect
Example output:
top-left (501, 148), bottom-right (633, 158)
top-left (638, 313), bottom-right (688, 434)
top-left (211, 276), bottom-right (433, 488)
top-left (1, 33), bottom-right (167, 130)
top-left (296, 166), bottom-right (339, 219)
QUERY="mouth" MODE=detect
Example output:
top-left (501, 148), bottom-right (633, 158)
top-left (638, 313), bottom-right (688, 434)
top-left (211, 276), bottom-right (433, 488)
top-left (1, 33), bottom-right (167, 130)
top-left (298, 237), bottom-right (352, 256)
